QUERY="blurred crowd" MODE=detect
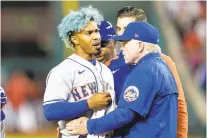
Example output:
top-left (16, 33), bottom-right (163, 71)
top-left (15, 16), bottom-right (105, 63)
top-left (165, 1), bottom-right (206, 93)
top-left (1, 1), bottom-right (56, 133)
top-left (1, 70), bottom-right (53, 133)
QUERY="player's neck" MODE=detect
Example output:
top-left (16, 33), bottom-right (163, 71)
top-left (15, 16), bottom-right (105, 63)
top-left (74, 45), bottom-right (93, 60)
top-left (134, 51), bottom-right (149, 64)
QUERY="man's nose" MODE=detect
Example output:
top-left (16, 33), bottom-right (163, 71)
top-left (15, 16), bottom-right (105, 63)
top-left (93, 32), bottom-right (101, 40)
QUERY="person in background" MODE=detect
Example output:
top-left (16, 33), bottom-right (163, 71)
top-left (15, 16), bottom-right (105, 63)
top-left (95, 20), bottom-right (117, 66)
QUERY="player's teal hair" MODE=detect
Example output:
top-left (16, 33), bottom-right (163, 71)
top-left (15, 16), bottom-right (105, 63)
top-left (58, 5), bottom-right (103, 47)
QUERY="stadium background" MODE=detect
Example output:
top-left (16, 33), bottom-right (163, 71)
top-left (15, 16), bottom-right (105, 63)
top-left (1, 1), bottom-right (206, 138)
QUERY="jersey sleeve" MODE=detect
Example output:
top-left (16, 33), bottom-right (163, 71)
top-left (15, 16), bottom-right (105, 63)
top-left (43, 68), bottom-right (72, 105)
top-left (118, 70), bottom-right (157, 118)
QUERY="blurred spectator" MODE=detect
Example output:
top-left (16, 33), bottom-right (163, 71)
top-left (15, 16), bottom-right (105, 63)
top-left (165, 1), bottom-right (206, 93)
top-left (4, 71), bottom-right (38, 133)
top-left (183, 19), bottom-right (202, 72)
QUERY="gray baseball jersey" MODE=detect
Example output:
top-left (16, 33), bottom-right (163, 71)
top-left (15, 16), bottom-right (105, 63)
top-left (43, 54), bottom-right (116, 138)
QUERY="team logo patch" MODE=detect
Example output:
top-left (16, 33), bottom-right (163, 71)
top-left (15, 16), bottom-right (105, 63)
top-left (124, 86), bottom-right (139, 102)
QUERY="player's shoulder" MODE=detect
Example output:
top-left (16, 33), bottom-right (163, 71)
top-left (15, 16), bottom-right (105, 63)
top-left (132, 55), bottom-right (160, 77)
top-left (110, 56), bottom-right (121, 64)
top-left (131, 65), bottom-right (150, 78)
top-left (136, 53), bottom-right (172, 77)
top-left (46, 58), bottom-right (76, 80)
top-left (98, 61), bottom-right (112, 73)
top-left (108, 57), bottom-right (125, 70)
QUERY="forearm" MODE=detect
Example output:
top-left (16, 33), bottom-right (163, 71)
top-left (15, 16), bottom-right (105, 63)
top-left (43, 100), bottom-right (89, 121)
top-left (87, 107), bottom-right (135, 134)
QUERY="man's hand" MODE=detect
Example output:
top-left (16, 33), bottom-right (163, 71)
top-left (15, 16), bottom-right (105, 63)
top-left (87, 92), bottom-right (112, 110)
top-left (66, 117), bottom-right (89, 135)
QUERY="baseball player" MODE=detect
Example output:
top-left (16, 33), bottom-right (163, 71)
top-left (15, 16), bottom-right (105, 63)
top-left (56, 20), bottom-right (118, 138)
top-left (65, 21), bottom-right (178, 138)
top-left (43, 6), bottom-right (116, 138)
top-left (1, 86), bottom-right (7, 138)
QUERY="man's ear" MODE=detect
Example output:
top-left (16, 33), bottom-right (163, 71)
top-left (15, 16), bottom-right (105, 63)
top-left (71, 36), bottom-right (79, 45)
top-left (138, 42), bottom-right (144, 53)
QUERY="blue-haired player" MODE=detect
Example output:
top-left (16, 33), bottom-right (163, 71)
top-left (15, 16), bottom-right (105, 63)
top-left (65, 21), bottom-right (178, 138)
top-left (57, 20), bottom-right (118, 138)
top-left (1, 86), bottom-right (7, 138)
top-left (43, 5), bottom-right (116, 138)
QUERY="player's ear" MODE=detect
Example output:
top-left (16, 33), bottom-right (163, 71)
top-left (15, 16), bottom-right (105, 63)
top-left (71, 36), bottom-right (79, 45)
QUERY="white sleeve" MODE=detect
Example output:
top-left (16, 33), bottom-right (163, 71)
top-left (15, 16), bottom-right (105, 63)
top-left (43, 68), bottom-right (71, 106)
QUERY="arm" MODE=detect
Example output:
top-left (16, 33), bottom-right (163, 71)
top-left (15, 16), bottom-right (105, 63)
top-left (43, 100), bottom-right (89, 121)
top-left (160, 53), bottom-right (188, 138)
top-left (66, 69), bottom-right (155, 135)
top-left (87, 107), bottom-right (135, 134)
top-left (66, 107), bottom-right (135, 135)
top-left (43, 92), bottom-right (112, 121)
top-left (43, 69), bottom-right (112, 121)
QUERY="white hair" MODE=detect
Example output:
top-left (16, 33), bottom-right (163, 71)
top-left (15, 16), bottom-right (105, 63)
top-left (143, 42), bottom-right (161, 53)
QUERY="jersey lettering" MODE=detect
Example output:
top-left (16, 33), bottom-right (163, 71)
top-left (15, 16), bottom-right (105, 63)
top-left (87, 82), bottom-right (97, 95)
top-left (72, 88), bottom-right (82, 101)
top-left (71, 81), bottom-right (113, 101)
top-left (81, 85), bottom-right (89, 97)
